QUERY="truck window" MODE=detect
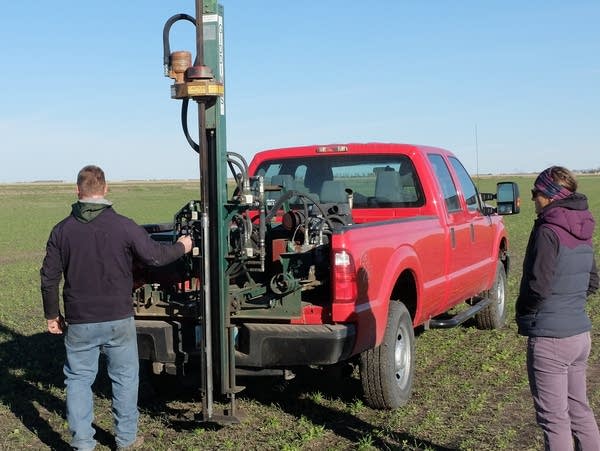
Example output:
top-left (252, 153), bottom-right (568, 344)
top-left (255, 155), bottom-right (425, 208)
top-left (448, 157), bottom-right (481, 212)
top-left (428, 154), bottom-right (461, 212)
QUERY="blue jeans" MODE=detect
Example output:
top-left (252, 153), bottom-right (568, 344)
top-left (527, 332), bottom-right (600, 451)
top-left (64, 317), bottom-right (139, 450)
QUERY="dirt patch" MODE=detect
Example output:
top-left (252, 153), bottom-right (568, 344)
top-left (0, 250), bottom-right (45, 265)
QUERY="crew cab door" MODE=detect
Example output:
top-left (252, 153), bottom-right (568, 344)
top-left (427, 154), bottom-right (489, 307)
top-left (447, 156), bottom-right (494, 295)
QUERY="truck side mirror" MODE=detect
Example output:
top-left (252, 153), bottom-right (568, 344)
top-left (479, 182), bottom-right (521, 215)
top-left (496, 182), bottom-right (520, 215)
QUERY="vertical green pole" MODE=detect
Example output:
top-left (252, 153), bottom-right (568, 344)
top-left (201, 1), bottom-right (235, 409)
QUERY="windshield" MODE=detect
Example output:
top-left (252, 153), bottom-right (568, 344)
top-left (256, 155), bottom-right (425, 208)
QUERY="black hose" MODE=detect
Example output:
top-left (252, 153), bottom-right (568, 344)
top-left (181, 99), bottom-right (200, 152)
top-left (162, 14), bottom-right (200, 153)
top-left (226, 152), bottom-right (249, 174)
top-left (264, 191), bottom-right (302, 222)
top-left (162, 14), bottom-right (196, 70)
top-left (264, 191), bottom-right (334, 231)
top-left (227, 161), bottom-right (243, 194)
top-left (326, 214), bottom-right (348, 226)
top-left (226, 157), bottom-right (246, 194)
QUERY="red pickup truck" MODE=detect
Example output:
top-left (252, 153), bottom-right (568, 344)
top-left (135, 142), bottom-right (520, 410)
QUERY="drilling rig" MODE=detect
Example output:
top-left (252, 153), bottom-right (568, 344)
top-left (137, 0), bottom-right (353, 423)
top-left (137, 0), bottom-right (240, 422)
top-left (137, 0), bottom-right (333, 423)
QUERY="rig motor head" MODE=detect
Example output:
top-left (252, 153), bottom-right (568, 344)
top-left (168, 51), bottom-right (192, 84)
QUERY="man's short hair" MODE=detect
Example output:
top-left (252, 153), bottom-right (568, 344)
top-left (77, 165), bottom-right (106, 198)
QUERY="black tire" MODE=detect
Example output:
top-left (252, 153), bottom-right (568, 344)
top-left (359, 301), bottom-right (415, 409)
top-left (475, 261), bottom-right (507, 330)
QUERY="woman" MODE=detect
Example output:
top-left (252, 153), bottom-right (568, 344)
top-left (516, 166), bottom-right (600, 450)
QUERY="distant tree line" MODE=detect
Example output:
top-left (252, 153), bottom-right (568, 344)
top-left (577, 168), bottom-right (600, 175)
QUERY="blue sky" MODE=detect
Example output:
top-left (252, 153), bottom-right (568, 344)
top-left (1, 1), bottom-right (598, 183)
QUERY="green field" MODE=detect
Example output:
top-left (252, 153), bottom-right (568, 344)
top-left (1, 176), bottom-right (600, 450)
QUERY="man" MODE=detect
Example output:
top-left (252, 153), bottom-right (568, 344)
top-left (40, 165), bottom-right (193, 450)
top-left (516, 166), bottom-right (600, 450)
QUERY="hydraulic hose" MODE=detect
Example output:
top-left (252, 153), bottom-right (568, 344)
top-left (226, 152), bottom-right (249, 175)
top-left (163, 14), bottom-right (201, 153)
top-left (162, 14), bottom-right (196, 75)
top-left (226, 156), bottom-right (247, 195)
top-left (181, 99), bottom-right (200, 153)
top-left (264, 191), bottom-right (328, 223)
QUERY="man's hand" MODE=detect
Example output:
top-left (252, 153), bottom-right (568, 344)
top-left (177, 235), bottom-right (193, 253)
top-left (47, 315), bottom-right (65, 334)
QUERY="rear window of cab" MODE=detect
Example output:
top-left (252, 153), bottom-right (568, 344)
top-left (256, 155), bottom-right (425, 208)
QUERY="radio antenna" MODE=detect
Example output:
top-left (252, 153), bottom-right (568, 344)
top-left (475, 124), bottom-right (480, 189)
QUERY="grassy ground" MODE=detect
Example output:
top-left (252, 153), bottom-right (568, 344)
top-left (1, 176), bottom-right (599, 450)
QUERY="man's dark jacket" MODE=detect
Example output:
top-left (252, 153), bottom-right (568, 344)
top-left (41, 201), bottom-right (185, 324)
top-left (516, 193), bottom-right (599, 337)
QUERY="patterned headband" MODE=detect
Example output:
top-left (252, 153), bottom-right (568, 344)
top-left (534, 168), bottom-right (572, 200)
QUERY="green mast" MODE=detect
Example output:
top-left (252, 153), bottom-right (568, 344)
top-left (163, 0), bottom-right (240, 422)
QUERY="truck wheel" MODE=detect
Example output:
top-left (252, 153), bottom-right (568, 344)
top-left (475, 261), bottom-right (507, 330)
top-left (359, 301), bottom-right (415, 409)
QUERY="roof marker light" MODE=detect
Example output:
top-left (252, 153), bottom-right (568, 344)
top-left (316, 145), bottom-right (348, 153)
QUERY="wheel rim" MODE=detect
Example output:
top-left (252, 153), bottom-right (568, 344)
top-left (495, 272), bottom-right (505, 312)
top-left (394, 321), bottom-right (411, 388)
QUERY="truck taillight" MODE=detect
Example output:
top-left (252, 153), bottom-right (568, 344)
top-left (333, 250), bottom-right (357, 303)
